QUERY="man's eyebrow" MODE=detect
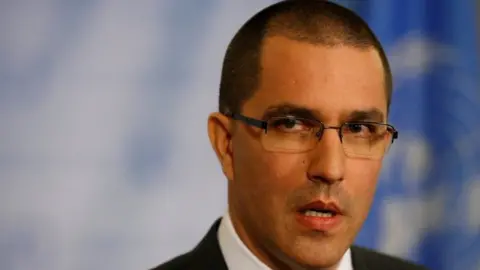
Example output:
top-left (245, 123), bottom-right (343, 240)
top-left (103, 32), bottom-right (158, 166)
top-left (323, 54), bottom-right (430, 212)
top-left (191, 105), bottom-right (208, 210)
top-left (262, 103), bottom-right (319, 120)
top-left (261, 104), bottom-right (385, 122)
top-left (346, 108), bottom-right (385, 122)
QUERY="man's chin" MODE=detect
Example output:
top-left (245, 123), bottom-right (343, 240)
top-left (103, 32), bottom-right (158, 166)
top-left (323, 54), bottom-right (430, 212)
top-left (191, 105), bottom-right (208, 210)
top-left (283, 236), bottom-right (350, 269)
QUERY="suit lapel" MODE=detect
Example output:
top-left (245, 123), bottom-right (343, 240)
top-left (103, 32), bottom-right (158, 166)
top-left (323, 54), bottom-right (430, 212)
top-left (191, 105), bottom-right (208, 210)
top-left (188, 218), bottom-right (228, 270)
top-left (351, 245), bottom-right (370, 270)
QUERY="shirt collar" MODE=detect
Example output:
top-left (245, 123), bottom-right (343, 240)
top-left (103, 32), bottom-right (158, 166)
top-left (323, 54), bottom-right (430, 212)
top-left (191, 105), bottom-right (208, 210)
top-left (217, 211), bottom-right (353, 270)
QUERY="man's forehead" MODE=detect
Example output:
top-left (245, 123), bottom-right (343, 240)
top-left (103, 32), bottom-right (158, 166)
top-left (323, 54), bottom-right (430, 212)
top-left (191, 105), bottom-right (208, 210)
top-left (265, 38), bottom-right (379, 70)
top-left (259, 36), bottom-right (384, 83)
top-left (249, 36), bottom-right (387, 119)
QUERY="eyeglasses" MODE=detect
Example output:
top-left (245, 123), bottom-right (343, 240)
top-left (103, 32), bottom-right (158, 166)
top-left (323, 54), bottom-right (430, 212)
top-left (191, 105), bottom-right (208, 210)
top-left (226, 113), bottom-right (398, 159)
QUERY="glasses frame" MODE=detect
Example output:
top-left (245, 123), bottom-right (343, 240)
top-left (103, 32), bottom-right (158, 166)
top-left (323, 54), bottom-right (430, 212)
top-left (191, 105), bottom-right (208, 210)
top-left (226, 112), bottom-right (399, 144)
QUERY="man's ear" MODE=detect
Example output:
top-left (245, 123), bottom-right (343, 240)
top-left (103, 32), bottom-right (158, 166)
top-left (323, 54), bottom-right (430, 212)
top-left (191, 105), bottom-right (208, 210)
top-left (208, 112), bottom-right (234, 181)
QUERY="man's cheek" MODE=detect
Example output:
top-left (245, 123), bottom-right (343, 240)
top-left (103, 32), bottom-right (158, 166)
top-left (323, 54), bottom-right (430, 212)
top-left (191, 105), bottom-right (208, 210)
top-left (346, 163), bottom-right (380, 200)
top-left (265, 154), bottom-right (306, 180)
top-left (348, 160), bottom-right (382, 179)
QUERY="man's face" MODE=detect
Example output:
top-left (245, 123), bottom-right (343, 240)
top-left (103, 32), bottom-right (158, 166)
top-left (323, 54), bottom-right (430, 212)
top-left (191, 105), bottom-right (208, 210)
top-left (218, 36), bottom-right (388, 268)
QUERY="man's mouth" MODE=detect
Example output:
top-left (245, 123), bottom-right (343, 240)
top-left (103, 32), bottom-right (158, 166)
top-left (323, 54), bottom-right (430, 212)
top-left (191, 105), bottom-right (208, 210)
top-left (296, 200), bottom-right (343, 231)
top-left (303, 209), bottom-right (336, 218)
top-left (298, 200), bottom-right (342, 216)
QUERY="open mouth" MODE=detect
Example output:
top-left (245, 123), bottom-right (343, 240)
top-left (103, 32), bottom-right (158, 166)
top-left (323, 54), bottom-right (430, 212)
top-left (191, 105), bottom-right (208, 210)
top-left (302, 209), bottom-right (336, 218)
top-left (296, 200), bottom-right (343, 231)
top-left (297, 200), bottom-right (342, 218)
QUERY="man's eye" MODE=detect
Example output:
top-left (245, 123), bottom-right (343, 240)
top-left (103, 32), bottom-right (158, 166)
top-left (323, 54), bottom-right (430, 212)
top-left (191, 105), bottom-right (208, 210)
top-left (346, 123), bottom-right (364, 133)
top-left (344, 123), bottom-right (378, 135)
top-left (270, 117), bottom-right (310, 132)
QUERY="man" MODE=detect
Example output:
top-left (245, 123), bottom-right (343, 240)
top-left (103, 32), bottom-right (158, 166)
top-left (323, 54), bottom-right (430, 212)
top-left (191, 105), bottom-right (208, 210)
top-left (153, 1), bottom-right (428, 269)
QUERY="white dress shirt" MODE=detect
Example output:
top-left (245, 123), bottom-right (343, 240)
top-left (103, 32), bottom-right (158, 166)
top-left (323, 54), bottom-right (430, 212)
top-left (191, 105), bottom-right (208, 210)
top-left (218, 211), bottom-right (353, 270)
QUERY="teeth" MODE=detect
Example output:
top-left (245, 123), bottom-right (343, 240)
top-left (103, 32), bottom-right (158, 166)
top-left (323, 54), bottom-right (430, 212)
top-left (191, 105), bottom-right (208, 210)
top-left (304, 210), bottom-right (333, 218)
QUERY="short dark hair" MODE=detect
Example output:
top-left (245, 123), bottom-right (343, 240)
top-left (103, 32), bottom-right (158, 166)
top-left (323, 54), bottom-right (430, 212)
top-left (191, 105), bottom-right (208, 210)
top-left (218, 0), bottom-right (392, 115)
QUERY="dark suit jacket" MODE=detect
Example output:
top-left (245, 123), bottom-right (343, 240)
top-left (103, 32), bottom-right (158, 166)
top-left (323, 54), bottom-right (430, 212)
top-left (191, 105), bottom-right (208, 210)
top-left (152, 219), bottom-right (429, 270)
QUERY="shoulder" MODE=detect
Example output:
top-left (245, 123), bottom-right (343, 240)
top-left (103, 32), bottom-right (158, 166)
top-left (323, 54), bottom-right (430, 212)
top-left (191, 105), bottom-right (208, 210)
top-left (149, 252), bottom-right (194, 270)
top-left (149, 218), bottom-right (227, 270)
top-left (351, 245), bottom-right (430, 270)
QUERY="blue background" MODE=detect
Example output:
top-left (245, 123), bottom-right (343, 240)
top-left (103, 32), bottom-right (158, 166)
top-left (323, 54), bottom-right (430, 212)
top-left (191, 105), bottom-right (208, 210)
top-left (338, 1), bottom-right (480, 269)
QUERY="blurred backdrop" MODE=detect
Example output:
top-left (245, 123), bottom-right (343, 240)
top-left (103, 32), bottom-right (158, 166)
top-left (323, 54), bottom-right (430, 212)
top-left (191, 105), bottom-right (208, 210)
top-left (1, 1), bottom-right (479, 270)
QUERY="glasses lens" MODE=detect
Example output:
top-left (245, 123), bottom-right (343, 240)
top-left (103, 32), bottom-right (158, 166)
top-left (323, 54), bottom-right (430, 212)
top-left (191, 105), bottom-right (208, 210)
top-left (341, 122), bottom-right (394, 159)
top-left (261, 117), bottom-right (318, 153)
top-left (258, 117), bottom-right (396, 158)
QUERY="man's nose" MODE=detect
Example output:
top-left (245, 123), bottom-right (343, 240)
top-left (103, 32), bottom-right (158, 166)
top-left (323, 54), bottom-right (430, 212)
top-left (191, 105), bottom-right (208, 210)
top-left (306, 128), bottom-right (346, 184)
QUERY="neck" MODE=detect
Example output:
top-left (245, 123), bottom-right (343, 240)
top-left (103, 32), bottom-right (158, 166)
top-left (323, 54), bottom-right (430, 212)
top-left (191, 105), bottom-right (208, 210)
top-left (227, 207), bottom-right (292, 269)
